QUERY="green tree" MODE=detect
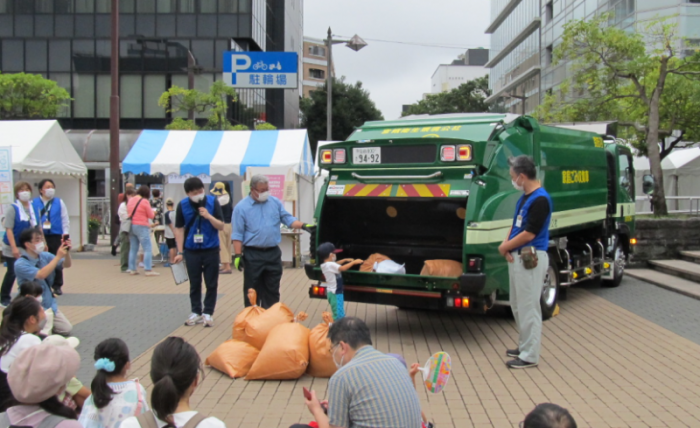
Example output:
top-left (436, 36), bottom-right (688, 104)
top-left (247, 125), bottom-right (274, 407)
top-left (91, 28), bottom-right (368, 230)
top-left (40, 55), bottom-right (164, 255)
top-left (402, 75), bottom-right (491, 116)
top-left (534, 15), bottom-right (700, 215)
top-left (255, 122), bottom-right (277, 130)
top-left (159, 81), bottom-right (238, 130)
top-left (0, 72), bottom-right (71, 120)
top-left (300, 77), bottom-right (383, 153)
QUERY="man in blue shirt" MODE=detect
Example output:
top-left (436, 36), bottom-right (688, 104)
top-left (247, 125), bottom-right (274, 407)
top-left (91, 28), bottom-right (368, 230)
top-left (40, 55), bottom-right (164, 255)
top-left (232, 174), bottom-right (311, 309)
top-left (173, 177), bottom-right (225, 328)
top-left (498, 155), bottom-right (552, 370)
top-left (14, 228), bottom-right (73, 335)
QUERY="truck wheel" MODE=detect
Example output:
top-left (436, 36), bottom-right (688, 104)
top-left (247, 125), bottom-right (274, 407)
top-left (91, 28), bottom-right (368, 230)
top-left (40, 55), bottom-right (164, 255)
top-left (541, 258), bottom-right (559, 320)
top-left (603, 237), bottom-right (625, 288)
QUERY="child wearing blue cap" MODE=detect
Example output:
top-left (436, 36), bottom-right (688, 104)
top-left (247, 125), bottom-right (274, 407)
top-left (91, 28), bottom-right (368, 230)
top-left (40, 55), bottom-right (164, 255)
top-left (317, 242), bottom-right (363, 321)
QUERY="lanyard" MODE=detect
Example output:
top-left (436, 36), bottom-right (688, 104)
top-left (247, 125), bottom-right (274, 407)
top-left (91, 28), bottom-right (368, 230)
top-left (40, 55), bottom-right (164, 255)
top-left (41, 198), bottom-right (54, 219)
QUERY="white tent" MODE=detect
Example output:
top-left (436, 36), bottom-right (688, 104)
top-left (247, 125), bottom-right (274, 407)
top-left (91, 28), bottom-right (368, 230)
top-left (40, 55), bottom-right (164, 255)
top-left (634, 147), bottom-right (700, 213)
top-left (122, 129), bottom-right (315, 264)
top-left (0, 120), bottom-right (88, 248)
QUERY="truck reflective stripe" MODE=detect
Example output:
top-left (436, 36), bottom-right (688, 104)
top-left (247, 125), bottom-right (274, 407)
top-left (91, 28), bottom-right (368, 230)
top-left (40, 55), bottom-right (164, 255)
top-left (396, 184), bottom-right (451, 197)
top-left (343, 184), bottom-right (392, 197)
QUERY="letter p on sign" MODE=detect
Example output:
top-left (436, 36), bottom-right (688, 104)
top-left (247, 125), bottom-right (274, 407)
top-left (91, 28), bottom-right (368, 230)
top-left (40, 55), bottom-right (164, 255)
top-left (231, 54), bottom-right (251, 73)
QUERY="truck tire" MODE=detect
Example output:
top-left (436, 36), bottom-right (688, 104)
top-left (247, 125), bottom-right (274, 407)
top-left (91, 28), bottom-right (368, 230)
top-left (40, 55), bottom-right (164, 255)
top-left (541, 257), bottom-right (559, 320)
top-left (603, 236), bottom-right (625, 288)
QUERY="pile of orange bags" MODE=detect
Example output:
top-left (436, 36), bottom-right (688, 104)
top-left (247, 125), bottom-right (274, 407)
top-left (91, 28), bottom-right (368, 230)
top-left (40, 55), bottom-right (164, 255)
top-left (360, 253), bottom-right (390, 272)
top-left (420, 260), bottom-right (463, 277)
top-left (246, 312), bottom-right (310, 380)
top-left (242, 302), bottom-right (294, 350)
top-left (233, 289), bottom-right (265, 341)
top-left (307, 312), bottom-right (337, 378)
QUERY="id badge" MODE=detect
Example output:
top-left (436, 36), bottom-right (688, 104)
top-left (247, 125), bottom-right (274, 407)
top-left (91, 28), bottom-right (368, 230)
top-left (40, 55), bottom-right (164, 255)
top-left (193, 234), bottom-right (204, 244)
top-left (43, 221), bottom-right (51, 230)
top-left (515, 215), bottom-right (523, 228)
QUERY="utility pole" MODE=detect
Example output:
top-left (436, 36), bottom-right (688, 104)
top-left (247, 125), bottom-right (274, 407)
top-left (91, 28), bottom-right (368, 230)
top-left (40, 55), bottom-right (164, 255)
top-left (109, 0), bottom-right (120, 247)
top-left (326, 28), bottom-right (333, 141)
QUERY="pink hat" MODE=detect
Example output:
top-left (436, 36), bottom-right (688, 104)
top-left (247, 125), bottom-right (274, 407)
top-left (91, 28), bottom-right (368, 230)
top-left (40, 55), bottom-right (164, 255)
top-left (8, 342), bottom-right (80, 404)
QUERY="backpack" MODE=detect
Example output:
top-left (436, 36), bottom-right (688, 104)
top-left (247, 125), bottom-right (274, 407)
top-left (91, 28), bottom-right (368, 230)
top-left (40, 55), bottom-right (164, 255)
top-left (0, 411), bottom-right (67, 428)
top-left (135, 412), bottom-right (206, 428)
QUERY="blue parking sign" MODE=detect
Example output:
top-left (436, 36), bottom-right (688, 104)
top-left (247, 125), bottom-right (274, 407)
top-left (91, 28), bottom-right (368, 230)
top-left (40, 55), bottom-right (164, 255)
top-left (223, 51), bottom-right (298, 89)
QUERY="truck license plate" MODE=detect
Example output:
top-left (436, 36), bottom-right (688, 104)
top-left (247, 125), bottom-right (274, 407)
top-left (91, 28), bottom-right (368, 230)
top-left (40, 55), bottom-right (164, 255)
top-left (353, 147), bottom-right (381, 164)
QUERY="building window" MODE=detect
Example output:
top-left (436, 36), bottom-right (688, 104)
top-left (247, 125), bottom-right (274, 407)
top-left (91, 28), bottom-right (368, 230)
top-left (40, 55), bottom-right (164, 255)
top-left (35, 0), bottom-right (53, 13)
top-left (179, 0), bottom-right (195, 12)
top-left (0, 0), bottom-right (12, 13)
top-left (309, 68), bottom-right (325, 79)
top-left (308, 46), bottom-right (326, 57)
top-left (545, 45), bottom-right (553, 66)
top-left (545, 1), bottom-right (553, 23)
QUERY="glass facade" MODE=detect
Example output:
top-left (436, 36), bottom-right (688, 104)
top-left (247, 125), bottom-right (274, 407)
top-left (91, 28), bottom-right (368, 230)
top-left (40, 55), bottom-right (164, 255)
top-left (0, 0), bottom-right (298, 129)
top-left (488, 0), bottom-right (700, 114)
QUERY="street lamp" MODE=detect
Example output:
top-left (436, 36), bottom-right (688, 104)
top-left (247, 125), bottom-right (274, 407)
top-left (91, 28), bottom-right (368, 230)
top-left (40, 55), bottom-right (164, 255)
top-left (325, 28), bottom-right (367, 141)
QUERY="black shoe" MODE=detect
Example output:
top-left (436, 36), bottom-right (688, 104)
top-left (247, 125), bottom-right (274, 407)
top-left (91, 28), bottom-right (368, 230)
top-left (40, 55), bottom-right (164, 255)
top-left (111, 245), bottom-right (118, 256)
top-left (506, 348), bottom-right (520, 358)
top-left (53, 287), bottom-right (63, 296)
top-left (506, 358), bottom-right (538, 369)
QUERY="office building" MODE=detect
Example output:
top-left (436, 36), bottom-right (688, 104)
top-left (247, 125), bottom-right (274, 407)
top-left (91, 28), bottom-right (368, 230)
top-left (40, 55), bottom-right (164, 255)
top-left (485, 0), bottom-right (700, 114)
top-left (430, 48), bottom-right (489, 94)
top-left (0, 0), bottom-right (302, 130)
top-left (302, 36), bottom-right (333, 98)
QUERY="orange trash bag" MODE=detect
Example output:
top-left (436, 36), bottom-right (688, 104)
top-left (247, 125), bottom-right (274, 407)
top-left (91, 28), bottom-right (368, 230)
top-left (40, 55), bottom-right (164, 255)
top-left (243, 302), bottom-right (295, 349)
top-left (233, 289), bottom-right (265, 341)
top-left (246, 312), bottom-right (310, 380)
top-left (307, 312), bottom-right (337, 378)
top-left (360, 253), bottom-right (390, 272)
top-left (205, 340), bottom-right (259, 379)
top-left (420, 260), bottom-right (463, 277)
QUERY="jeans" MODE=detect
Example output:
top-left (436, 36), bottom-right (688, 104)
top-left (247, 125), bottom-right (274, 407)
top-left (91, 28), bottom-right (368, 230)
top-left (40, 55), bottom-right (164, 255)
top-left (0, 257), bottom-right (15, 306)
top-left (119, 231), bottom-right (130, 272)
top-left (243, 246), bottom-right (283, 309)
top-left (184, 249), bottom-right (220, 316)
top-left (128, 225), bottom-right (152, 271)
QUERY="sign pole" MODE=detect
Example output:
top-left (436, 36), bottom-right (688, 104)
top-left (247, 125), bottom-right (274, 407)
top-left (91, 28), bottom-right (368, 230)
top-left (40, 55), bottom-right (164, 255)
top-left (109, 0), bottom-right (120, 248)
top-left (326, 27), bottom-right (333, 142)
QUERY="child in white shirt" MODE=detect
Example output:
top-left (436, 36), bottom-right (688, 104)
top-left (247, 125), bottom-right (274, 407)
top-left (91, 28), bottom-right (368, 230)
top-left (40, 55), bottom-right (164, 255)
top-left (318, 242), bottom-right (362, 321)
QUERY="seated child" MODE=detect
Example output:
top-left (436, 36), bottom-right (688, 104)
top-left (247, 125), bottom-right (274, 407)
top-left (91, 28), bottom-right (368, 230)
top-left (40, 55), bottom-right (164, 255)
top-left (387, 353), bottom-right (432, 428)
top-left (42, 335), bottom-right (92, 411)
top-left (317, 242), bottom-right (362, 321)
top-left (79, 338), bottom-right (149, 428)
top-left (16, 281), bottom-right (53, 336)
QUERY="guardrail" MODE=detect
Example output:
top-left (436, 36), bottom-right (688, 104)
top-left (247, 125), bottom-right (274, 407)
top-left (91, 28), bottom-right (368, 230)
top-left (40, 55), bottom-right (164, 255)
top-left (636, 196), bottom-right (700, 215)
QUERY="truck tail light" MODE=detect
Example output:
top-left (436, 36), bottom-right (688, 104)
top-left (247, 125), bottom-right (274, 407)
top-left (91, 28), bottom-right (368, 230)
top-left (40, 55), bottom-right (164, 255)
top-left (321, 149), bottom-right (333, 164)
top-left (440, 145), bottom-right (456, 161)
top-left (467, 257), bottom-right (483, 273)
top-left (333, 149), bottom-right (346, 164)
top-left (454, 297), bottom-right (462, 307)
top-left (630, 238), bottom-right (638, 245)
top-left (446, 297), bottom-right (454, 307)
top-left (457, 144), bottom-right (473, 161)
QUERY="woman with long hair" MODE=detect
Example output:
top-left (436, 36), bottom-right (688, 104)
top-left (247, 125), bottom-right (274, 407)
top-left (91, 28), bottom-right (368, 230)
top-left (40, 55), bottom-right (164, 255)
top-left (120, 337), bottom-right (225, 428)
top-left (127, 185), bottom-right (158, 276)
top-left (0, 297), bottom-right (46, 411)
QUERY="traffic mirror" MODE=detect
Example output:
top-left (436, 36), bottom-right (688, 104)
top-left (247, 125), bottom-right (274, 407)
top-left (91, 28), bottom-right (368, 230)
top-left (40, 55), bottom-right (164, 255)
top-left (642, 174), bottom-right (655, 195)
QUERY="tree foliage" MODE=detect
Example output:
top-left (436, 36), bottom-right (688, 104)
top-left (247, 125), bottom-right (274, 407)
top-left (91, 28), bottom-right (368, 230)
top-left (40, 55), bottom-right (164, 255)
top-left (255, 122), bottom-right (277, 130)
top-left (533, 15), bottom-right (700, 215)
top-left (0, 72), bottom-right (71, 120)
top-left (300, 77), bottom-right (383, 154)
top-left (402, 75), bottom-right (491, 116)
top-left (159, 81), bottom-right (239, 130)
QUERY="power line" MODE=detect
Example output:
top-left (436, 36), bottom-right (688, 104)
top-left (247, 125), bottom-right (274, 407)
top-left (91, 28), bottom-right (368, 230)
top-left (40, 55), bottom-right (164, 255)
top-left (334, 35), bottom-right (489, 51)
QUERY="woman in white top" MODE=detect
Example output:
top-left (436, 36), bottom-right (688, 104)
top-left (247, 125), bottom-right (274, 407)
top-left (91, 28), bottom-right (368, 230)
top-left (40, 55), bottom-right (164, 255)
top-left (117, 189), bottom-right (137, 273)
top-left (0, 296), bottom-right (46, 411)
top-left (120, 337), bottom-right (225, 428)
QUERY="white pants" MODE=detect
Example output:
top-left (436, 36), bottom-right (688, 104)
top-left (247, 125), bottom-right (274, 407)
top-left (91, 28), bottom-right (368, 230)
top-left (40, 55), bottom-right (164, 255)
top-left (508, 250), bottom-right (548, 364)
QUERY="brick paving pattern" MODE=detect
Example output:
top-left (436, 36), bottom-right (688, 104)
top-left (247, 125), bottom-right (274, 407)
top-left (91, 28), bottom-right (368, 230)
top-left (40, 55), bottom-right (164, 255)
top-left (8, 256), bottom-right (700, 428)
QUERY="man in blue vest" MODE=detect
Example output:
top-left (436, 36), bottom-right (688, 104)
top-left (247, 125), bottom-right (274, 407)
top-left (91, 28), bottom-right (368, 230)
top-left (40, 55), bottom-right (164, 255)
top-left (173, 177), bottom-right (225, 328)
top-left (32, 179), bottom-right (70, 296)
top-left (498, 155), bottom-right (552, 369)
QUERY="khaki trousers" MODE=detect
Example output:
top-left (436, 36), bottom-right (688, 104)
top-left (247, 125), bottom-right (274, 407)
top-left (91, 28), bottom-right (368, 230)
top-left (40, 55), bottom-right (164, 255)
top-left (219, 223), bottom-right (232, 263)
top-left (508, 250), bottom-right (548, 364)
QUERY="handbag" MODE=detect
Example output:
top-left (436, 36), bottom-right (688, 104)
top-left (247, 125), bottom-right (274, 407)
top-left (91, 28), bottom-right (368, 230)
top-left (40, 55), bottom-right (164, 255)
top-left (120, 199), bottom-right (143, 234)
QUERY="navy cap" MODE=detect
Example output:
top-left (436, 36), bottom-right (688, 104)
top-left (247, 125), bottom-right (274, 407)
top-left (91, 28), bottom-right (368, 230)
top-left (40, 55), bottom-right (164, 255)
top-left (317, 242), bottom-right (342, 261)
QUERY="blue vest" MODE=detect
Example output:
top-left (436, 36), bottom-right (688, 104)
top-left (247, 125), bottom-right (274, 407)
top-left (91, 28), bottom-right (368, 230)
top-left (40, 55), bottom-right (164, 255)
top-left (3, 204), bottom-right (33, 246)
top-left (509, 187), bottom-right (552, 252)
top-left (181, 195), bottom-right (219, 251)
top-left (32, 197), bottom-right (63, 235)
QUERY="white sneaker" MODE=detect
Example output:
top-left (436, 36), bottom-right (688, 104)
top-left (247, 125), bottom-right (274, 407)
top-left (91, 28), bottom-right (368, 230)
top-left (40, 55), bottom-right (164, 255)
top-left (129, 270), bottom-right (139, 275)
top-left (138, 262), bottom-right (145, 268)
top-left (203, 314), bottom-right (214, 328)
top-left (184, 313), bottom-right (203, 326)
top-left (145, 271), bottom-right (160, 277)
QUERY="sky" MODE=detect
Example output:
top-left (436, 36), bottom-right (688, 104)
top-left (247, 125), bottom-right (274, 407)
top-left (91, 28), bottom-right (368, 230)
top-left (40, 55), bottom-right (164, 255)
top-left (302, 0), bottom-right (492, 120)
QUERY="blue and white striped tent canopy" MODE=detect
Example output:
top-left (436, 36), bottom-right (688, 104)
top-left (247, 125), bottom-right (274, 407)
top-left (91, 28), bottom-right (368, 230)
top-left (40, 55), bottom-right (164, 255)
top-left (122, 129), bottom-right (314, 177)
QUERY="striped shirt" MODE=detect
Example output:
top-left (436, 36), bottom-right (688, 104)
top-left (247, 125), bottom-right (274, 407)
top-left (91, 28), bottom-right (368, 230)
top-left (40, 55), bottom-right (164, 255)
top-left (328, 346), bottom-right (422, 428)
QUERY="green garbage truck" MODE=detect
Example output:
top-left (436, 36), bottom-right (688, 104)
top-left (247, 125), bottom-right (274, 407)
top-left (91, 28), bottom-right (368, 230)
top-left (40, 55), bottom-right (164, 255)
top-left (305, 114), bottom-right (650, 318)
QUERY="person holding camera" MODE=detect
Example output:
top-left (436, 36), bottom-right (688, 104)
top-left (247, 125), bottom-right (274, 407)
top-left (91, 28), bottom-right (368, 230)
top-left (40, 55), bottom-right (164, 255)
top-left (32, 179), bottom-right (70, 296)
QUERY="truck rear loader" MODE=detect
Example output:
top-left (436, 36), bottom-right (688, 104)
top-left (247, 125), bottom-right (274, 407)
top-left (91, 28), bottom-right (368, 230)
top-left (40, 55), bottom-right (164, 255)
top-left (305, 114), bottom-right (651, 319)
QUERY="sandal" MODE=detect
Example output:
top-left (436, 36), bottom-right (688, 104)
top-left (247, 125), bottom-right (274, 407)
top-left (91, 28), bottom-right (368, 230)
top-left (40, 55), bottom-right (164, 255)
top-left (219, 269), bottom-right (233, 274)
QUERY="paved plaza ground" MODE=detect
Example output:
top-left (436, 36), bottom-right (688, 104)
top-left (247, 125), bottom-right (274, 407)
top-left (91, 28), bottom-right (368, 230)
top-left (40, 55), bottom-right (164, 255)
top-left (10, 251), bottom-right (700, 428)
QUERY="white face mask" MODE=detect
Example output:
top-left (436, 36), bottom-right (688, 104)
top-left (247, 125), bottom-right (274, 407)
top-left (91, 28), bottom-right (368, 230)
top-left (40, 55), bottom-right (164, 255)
top-left (217, 194), bottom-right (230, 206)
top-left (34, 242), bottom-right (46, 254)
top-left (36, 296), bottom-right (43, 304)
top-left (332, 345), bottom-right (345, 369)
top-left (512, 177), bottom-right (524, 192)
top-left (44, 188), bottom-right (55, 199)
top-left (18, 191), bottom-right (31, 202)
top-left (331, 254), bottom-right (337, 262)
top-left (256, 191), bottom-right (270, 203)
top-left (190, 192), bottom-right (205, 203)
